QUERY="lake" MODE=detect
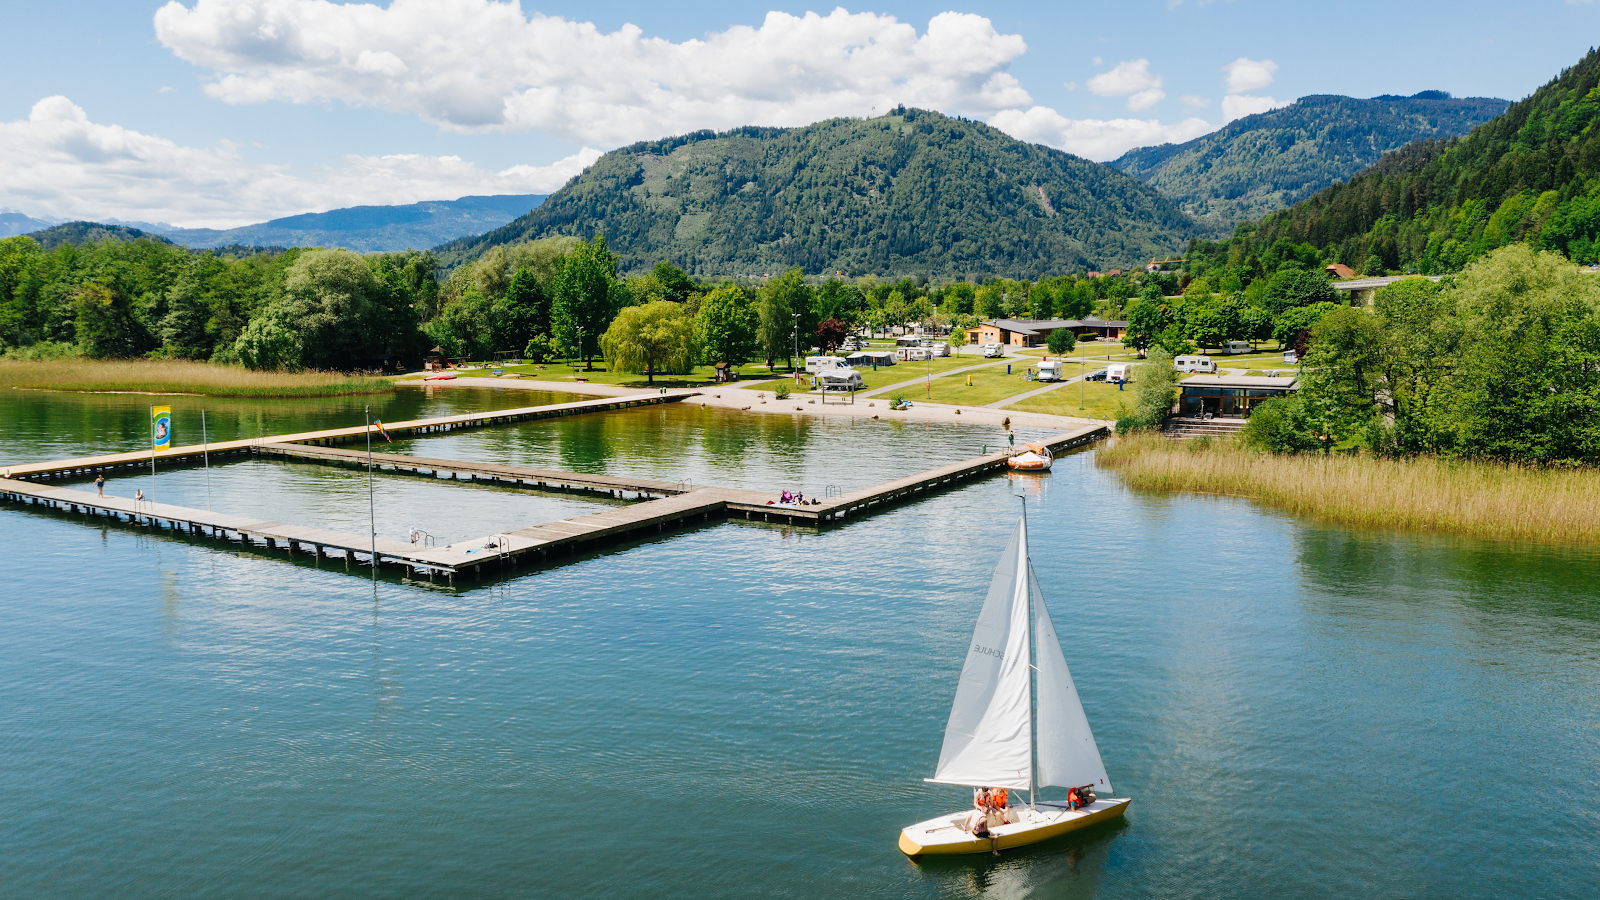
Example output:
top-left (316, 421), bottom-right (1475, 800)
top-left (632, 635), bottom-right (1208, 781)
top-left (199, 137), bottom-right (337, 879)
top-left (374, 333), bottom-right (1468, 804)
top-left (2, 387), bottom-right (1597, 898)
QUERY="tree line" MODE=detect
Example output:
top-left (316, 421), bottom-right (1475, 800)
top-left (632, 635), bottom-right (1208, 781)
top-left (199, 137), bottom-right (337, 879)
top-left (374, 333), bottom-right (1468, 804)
top-left (0, 229), bottom-right (1154, 376)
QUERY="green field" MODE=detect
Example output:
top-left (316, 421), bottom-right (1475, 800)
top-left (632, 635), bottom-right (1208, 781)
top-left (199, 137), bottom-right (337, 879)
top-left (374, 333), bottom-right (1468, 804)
top-left (1005, 379), bottom-right (1138, 421)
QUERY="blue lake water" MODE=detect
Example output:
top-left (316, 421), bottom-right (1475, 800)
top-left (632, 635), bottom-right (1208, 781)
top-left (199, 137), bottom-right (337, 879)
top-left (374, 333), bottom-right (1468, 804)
top-left (2, 387), bottom-right (1597, 898)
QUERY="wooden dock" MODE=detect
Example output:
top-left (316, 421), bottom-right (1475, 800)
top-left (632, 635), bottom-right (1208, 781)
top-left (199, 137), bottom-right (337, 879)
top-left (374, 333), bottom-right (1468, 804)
top-left (1, 391), bottom-right (695, 482)
top-left (0, 422), bottom-right (1108, 581)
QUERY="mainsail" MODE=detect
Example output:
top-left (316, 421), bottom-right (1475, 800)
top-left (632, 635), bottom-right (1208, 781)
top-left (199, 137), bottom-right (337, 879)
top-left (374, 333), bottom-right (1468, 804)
top-left (929, 519), bottom-right (1036, 790)
top-left (1031, 568), bottom-right (1112, 793)
top-left (929, 515), bottom-right (1112, 795)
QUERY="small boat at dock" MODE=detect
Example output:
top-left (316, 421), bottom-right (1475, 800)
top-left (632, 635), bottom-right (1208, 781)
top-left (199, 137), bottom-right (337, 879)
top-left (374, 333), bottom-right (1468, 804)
top-left (1005, 442), bottom-right (1053, 471)
top-left (898, 512), bottom-right (1128, 856)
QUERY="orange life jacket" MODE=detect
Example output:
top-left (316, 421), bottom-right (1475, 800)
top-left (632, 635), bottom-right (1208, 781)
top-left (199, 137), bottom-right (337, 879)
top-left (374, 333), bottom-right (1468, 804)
top-left (993, 788), bottom-right (1007, 808)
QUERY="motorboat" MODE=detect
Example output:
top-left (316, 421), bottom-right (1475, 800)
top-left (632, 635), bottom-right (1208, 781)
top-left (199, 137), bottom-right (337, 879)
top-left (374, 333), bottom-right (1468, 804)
top-left (1005, 442), bottom-right (1053, 471)
top-left (898, 513), bottom-right (1129, 856)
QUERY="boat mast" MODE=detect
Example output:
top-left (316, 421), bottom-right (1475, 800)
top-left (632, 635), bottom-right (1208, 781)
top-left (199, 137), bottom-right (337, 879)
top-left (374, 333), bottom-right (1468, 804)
top-left (1018, 493), bottom-right (1037, 812)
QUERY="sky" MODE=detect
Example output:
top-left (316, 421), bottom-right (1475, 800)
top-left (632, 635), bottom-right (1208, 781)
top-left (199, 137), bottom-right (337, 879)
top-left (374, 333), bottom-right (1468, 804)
top-left (3, 0), bottom-right (1597, 229)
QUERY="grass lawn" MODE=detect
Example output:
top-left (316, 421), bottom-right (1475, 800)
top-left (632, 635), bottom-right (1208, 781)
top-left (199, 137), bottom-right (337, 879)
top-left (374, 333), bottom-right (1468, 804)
top-left (1006, 379), bottom-right (1140, 421)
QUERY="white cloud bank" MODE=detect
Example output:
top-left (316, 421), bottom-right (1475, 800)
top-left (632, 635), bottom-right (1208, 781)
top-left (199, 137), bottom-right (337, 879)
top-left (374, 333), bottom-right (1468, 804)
top-left (154, 0), bottom-right (1034, 147)
top-left (989, 107), bottom-right (1214, 161)
top-left (1219, 57), bottom-right (1285, 121)
top-left (0, 96), bottom-right (599, 228)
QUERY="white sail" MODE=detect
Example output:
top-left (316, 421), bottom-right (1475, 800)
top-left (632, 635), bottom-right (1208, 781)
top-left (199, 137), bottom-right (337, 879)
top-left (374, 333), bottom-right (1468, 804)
top-left (1031, 567), bottom-right (1113, 794)
top-left (929, 518), bottom-right (1035, 790)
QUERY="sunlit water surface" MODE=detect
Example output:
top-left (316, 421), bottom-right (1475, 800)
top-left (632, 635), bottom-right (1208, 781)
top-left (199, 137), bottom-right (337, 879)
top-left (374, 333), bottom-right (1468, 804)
top-left (2, 387), bottom-right (1597, 898)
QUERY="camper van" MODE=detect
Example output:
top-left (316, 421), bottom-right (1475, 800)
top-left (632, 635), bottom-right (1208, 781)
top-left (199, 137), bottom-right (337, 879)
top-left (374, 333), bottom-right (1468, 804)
top-left (931, 342), bottom-right (951, 357)
top-left (805, 356), bottom-right (849, 375)
top-left (897, 347), bottom-right (933, 362)
top-left (1174, 355), bottom-right (1216, 374)
top-left (1106, 363), bottom-right (1133, 383)
top-left (982, 343), bottom-right (1005, 358)
top-left (1036, 359), bottom-right (1065, 382)
top-left (1222, 341), bottom-right (1252, 355)
top-left (895, 336), bottom-right (924, 350)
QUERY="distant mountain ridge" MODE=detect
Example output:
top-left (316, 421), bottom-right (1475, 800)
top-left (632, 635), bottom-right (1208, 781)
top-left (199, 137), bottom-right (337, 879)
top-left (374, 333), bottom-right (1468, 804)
top-left (1, 211), bottom-right (63, 238)
top-left (438, 108), bottom-right (1199, 278)
top-left (151, 194), bottom-right (547, 252)
top-left (1189, 47), bottom-right (1600, 274)
top-left (1112, 92), bottom-right (1509, 224)
top-left (22, 222), bottom-right (177, 250)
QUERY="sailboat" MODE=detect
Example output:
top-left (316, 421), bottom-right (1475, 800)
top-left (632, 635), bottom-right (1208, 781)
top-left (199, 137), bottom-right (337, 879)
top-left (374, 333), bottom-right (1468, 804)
top-left (898, 513), bottom-right (1130, 856)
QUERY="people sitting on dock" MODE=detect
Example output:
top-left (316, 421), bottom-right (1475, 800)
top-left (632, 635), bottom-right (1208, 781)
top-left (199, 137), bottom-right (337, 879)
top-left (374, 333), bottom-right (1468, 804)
top-left (780, 490), bottom-right (794, 504)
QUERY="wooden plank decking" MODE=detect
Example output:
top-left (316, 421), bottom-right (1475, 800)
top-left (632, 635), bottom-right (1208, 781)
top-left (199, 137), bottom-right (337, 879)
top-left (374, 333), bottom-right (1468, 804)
top-left (0, 411), bottom-right (1108, 581)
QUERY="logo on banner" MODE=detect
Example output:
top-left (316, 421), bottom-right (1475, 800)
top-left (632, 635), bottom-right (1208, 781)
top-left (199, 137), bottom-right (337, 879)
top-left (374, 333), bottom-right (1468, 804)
top-left (152, 406), bottom-right (172, 451)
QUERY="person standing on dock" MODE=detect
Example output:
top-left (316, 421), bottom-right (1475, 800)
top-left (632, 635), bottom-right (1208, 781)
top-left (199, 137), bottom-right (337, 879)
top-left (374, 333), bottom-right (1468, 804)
top-left (96, 474), bottom-right (104, 497)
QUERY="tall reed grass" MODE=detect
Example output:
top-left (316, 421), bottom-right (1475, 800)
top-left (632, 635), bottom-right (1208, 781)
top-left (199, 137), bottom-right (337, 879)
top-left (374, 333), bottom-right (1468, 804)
top-left (0, 358), bottom-right (396, 398)
top-left (1097, 433), bottom-right (1600, 545)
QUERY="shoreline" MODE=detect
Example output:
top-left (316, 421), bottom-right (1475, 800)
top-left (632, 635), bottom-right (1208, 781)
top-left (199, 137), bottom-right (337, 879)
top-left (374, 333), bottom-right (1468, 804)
top-left (1097, 433), bottom-right (1600, 546)
top-left (396, 375), bottom-right (1112, 433)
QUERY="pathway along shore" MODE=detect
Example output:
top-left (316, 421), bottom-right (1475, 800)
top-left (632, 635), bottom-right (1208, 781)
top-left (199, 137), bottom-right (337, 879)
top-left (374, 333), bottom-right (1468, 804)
top-left (399, 375), bottom-right (1111, 433)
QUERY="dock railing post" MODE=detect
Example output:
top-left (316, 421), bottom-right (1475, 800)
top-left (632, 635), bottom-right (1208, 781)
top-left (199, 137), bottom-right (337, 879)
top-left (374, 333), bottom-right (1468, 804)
top-left (366, 405), bottom-right (376, 582)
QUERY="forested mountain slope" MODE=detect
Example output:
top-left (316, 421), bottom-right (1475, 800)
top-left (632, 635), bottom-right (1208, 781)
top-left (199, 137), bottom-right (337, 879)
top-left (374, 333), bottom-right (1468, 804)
top-left (1112, 92), bottom-right (1507, 224)
top-left (438, 108), bottom-right (1198, 279)
top-left (151, 194), bottom-right (547, 252)
top-left (24, 222), bottom-right (177, 250)
top-left (1191, 48), bottom-right (1600, 274)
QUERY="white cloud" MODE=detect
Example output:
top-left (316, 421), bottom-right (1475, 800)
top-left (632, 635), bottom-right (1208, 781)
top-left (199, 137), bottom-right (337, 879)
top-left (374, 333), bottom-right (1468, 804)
top-left (1064, 81), bottom-right (1078, 91)
top-left (0, 96), bottom-right (598, 228)
top-left (154, 0), bottom-right (1032, 148)
top-left (989, 106), bottom-right (1214, 161)
top-left (1127, 89), bottom-right (1166, 111)
top-left (1180, 94), bottom-right (1210, 109)
top-left (1222, 94), bottom-right (1286, 121)
top-left (1222, 57), bottom-right (1277, 94)
top-left (1086, 59), bottom-right (1162, 97)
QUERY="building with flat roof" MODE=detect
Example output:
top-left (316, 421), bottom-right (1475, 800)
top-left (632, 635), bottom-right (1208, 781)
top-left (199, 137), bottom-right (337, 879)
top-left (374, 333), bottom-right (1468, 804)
top-left (1178, 374), bottom-right (1298, 419)
top-left (965, 317), bottom-right (1128, 347)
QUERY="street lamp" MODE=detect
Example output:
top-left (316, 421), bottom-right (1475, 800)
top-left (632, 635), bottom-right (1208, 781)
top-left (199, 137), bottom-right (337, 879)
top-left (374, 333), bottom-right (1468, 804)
top-left (792, 312), bottom-right (800, 380)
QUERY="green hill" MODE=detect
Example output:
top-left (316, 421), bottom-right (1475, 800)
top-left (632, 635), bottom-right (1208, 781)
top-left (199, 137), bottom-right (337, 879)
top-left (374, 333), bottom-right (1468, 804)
top-left (1112, 92), bottom-right (1508, 225)
top-left (24, 221), bottom-right (176, 250)
top-left (1191, 48), bottom-right (1600, 275)
top-left (437, 108), bottom-right (1198, 279)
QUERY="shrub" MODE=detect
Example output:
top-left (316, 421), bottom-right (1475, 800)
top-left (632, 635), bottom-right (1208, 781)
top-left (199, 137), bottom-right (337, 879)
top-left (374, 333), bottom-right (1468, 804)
top-left (523, 333), bottom-right (557, 363)
top-left (1239, 396), bottom-right (1323, 453)
top-left (774, 382), bottom-right (791, 400)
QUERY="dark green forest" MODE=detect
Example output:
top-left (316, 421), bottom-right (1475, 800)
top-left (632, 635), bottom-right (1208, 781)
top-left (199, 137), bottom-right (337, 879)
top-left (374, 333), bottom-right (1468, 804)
top-left (439, 108), bottom-right (1197, 279)
top-left (1113, 92), bottom-right (1507, 225)
top-left (1188, 48), bottom-right (1600, 277)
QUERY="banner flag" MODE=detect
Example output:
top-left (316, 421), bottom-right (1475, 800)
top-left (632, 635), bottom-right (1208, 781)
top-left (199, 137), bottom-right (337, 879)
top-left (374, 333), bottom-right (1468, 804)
top-left (152, 406), bottom-right (172, 451)
top-left (373, 420), bottom-right (392, 442)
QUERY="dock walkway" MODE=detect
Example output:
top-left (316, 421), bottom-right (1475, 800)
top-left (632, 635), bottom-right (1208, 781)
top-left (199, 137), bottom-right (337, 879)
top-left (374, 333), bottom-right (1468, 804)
top-left (3, 391), bottom-right (694, 482)
top-left (0, 396), bottom-right (1108, 581)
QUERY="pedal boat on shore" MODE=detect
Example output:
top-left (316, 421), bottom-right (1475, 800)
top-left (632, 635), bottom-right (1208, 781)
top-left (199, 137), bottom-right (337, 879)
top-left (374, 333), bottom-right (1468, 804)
top-left (898, 797), bottom-right (1132, 856)
top-left (899, 510), bottom-right (1127, 858)
top-left (1005, 442), bottom-right (1053, 471)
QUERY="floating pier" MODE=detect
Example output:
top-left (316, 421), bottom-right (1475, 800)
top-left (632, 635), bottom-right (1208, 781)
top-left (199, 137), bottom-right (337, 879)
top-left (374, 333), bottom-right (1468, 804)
top-left (0, 391), bottom-right (1108, 581)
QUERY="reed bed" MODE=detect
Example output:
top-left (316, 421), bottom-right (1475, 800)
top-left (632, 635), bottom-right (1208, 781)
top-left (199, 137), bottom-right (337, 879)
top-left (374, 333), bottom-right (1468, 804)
top-left (0, 358), bottom-right (396, 398)
top-left (1097, 433), bottom-right (1600, 545)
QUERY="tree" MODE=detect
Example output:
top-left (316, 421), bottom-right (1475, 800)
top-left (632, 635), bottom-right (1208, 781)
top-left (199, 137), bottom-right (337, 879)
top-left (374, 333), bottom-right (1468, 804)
top-left (1123, 286), bottom-right (1169, 354)
top-left (426, 285), bottom-right (495, 361)
top-left (495, 267), bottom-right (550, 354)
top-left (232, 248), bottom-right (392, 370)
top-left (758, 267), bottom-right (812, 370)
top-left (650, 261), bottom-right (700, 303)
top-left (1271, 301), bottom-right (1342, 352)
top-left (696, 284), bottom-right (757, 366)
top-left (1261, 269), bottom-right (1338, 317)
top-left (1117, 345), bottom-right (1179, 432)
top-left (73, 282), bottom-right (151, 358)
top-left (816, 316), bottom-right (847, 353)
top-left (1045, 327), bottom-right (1077, 355)
top-left (552, 235), bottom-right (620, 369)
top-left (1295, 305), bottom-right (1386, 442)
top-left (1187, 297), bottom-right (1240, 350)
top-left (600, 300), bottom-right (695, 383)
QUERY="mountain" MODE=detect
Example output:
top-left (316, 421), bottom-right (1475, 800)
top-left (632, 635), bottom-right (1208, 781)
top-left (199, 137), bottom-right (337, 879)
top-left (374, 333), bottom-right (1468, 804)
top-left (23, 222), bottom-right (177, 250)
top-left (438, 109), bottom-right (1199, 279)
top-left (1190, 48), bottom-right (1600, 275)
top-left (1, 211), bottom-right (62, 237)
top-left (1113, 92), bottom-right (1508, 225)
top-left (150, 194), bottom-right (547, 252)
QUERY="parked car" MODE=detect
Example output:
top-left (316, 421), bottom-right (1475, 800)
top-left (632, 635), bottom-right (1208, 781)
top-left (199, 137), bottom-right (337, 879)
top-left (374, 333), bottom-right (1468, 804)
top-left (840, 340), bottom-right (861, 352)
top-left (982, 343), bottom-right (1005, 358)
top-left (1084, 368), bottom-right (1109, 382)
top-left (1174, 355), bottom-right (1217, 374)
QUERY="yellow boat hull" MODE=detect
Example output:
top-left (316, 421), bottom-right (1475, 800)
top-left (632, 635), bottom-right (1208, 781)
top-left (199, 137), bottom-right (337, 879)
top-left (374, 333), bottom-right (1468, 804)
top-left (898, 798), bottom-right (1130, 856)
